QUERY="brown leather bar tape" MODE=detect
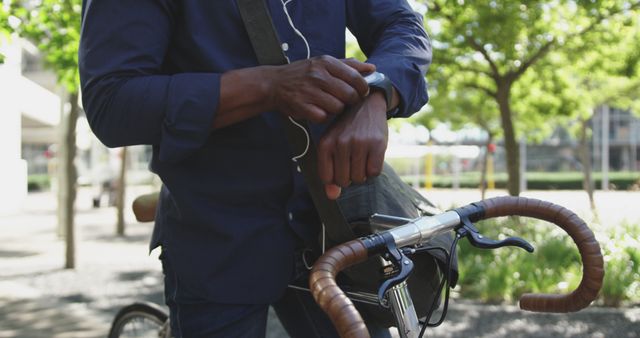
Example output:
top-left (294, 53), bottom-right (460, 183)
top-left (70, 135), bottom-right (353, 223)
top-left (475, 196), bottom-right (604, 313)
top-left (309, 239), bottom-right (371, 338)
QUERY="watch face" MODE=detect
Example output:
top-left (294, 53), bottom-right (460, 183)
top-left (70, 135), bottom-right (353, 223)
top-left (364, 72), bottom-right (385, 85)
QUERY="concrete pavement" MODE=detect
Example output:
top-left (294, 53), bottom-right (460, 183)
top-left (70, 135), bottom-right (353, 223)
top-left (0, 187), bottom-right (638, 337)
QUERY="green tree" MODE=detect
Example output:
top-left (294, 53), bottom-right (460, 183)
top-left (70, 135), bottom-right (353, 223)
top-left (424, 0), bottom-right (640, 196)
top-left (13, 0), bottom-right (82, 268)
top-left (0, 4), bottom-right (11, 63)
top-left (420, 58), bottom-right (502, 197)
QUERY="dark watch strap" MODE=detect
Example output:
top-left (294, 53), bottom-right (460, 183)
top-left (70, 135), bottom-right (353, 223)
top-left (236, 0), bottom-right (355, 244)
top-left (366, 72), bottom-right (394, 112)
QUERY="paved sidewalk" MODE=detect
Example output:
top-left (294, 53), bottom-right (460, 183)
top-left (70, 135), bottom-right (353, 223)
top-left (0, 188), bottom-right (638, 337)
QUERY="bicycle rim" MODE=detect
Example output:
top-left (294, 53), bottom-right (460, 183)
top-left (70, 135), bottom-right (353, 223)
top-left (109, 303), bottom-right (169, 338)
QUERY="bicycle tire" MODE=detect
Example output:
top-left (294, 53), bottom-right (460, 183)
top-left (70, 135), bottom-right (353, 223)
top-left (108, 302), bottom-right (170, 338)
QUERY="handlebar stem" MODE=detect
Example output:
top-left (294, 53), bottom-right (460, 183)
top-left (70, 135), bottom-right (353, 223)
top-left (387, 211), bottom-right (461, 248)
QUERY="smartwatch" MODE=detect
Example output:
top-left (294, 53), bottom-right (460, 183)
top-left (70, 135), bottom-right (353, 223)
top-left (364, 71), bottom-right (395, 116)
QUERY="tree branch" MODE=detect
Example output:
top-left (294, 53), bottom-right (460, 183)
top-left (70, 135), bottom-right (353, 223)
top-left (466, 38), bottom-right (501, 79)
top-left (430, 1), bottom-right (501, 79)
top-left (510, 1), bottom-right (640, 80)
top-left (437, 55), bottom-right (494, 77)
top-left (463, 82), bottom-right (497, 98)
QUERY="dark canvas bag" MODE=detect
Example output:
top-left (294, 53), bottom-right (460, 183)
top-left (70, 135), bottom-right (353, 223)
top-left (235, 0), bottom-right (456, 327)
top-left (336, 163), bottom-right (456, 326)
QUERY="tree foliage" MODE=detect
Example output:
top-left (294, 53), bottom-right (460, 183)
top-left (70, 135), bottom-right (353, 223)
top-left (11, 0), bottom-right (83, 268)
top-left (12, 0), bottom-right (81, 92)
top-left (1, 3), bottom-right (12, 63)
top-left (422, 0), bottom-right (640, 195)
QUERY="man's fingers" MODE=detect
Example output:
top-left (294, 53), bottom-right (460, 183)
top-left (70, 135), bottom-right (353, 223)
top-left (350, 145), bottom-right (368, 184)
top-left (298, 103), bottom-right (328, 124)
top-left (342, 58), bottom-right (376, 74)
top-left (366, 144), bottom-right (386, 178)
top-left (319, 77), bottom-right (361, 106)
top-left (311, 91), bottom-right (345, 115)
top-left (322, 57), bottom-right (370, 98)
top-left (324, 184), bottom-right (342, 200)
top-left (334, 138), bottom-right (351, 187)
top-left (317, 138), bottom-right (335, 185)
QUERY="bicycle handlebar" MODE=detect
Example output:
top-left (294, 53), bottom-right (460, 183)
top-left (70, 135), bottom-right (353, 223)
top-left (309, 196), bottom-right (605, 338)
top-left (476, 196), bottom-right (604, 313)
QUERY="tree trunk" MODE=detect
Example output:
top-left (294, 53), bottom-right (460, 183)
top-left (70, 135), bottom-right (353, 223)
top-left (116, 147), bottom-right (127, 236)
top-left (579, 117), bottom-right (597, 211)
top-left (480, 133), bottom-right (494, 200)
top-left (496, 83), bottom-right (520, 196)
top-left (58, 92), bottom-right (79, 270)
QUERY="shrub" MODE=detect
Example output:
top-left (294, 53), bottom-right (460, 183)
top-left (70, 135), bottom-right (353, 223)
top-left (27, 174), bottom-right (50, 191)
top-left (401, 171), bottom-right (640, 190)
top-left (454, 217), bottom-right (639, 307)
top-left (598, 222), bottom-right (640, 306)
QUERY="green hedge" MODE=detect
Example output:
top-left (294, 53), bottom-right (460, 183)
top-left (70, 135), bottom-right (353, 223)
top-left (455, 218), bottom-right (640, 307)
top-left (401, 171), bottom-right (640, 190)
top-left (27, 174), bottom-right (50, 191)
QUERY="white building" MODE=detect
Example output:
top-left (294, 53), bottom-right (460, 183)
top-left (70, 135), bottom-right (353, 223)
top-left (0, 37), bottom-right (154, 213)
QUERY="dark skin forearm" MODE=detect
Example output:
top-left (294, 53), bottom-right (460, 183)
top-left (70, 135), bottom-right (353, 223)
top-left (213, 66), bottom-right (272, 129)
top-left (212, 55), bottom-right (399, 199)
top-left (213, 56), bottom-right (375, 129)
top-left (319, 88), bottom-right (399, 199)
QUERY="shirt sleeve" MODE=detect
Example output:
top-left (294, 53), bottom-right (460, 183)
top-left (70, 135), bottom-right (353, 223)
top-left (79, 0), bottom-right (218, 163)
top-left (346, 0), bottom-right (431, 118)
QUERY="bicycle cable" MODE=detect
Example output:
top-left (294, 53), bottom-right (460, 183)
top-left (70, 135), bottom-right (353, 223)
top-left (416, 234), bottom-right (460, 338)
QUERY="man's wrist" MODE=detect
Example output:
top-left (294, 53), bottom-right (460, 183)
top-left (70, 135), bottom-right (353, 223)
top-left (255, 65), bottom-right (277, 111)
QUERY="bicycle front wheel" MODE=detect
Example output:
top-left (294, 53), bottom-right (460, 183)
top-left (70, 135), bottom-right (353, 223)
top-left (108, 302), bottom-right (170, 338)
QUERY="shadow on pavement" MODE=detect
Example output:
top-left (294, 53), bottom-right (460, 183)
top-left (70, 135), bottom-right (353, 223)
top-left (0, 250), bottom-right (40, 259)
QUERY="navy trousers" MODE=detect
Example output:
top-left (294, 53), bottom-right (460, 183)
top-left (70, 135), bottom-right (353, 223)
top-left (161, 248), bottom-right (392, 338)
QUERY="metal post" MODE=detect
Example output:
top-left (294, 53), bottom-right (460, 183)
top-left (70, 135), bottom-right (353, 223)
top-left (425, 142), bottom-right (433, 190)
top-left (593, 107), bottom-right (601, 171)
top-left (452, 141), bottom-right (461, 190)
top-left (630, 119), bottom-right (637, 172)
top-left (520, 136), bottom-right (527, 192)
top-left (601, 105), bottom-right (610, 191)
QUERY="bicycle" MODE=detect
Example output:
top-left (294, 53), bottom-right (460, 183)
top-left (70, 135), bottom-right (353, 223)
top-left (110, 194), bottom-right (604, 338)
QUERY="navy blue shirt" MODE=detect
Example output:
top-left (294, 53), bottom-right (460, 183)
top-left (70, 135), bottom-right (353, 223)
top-left (79, 0), bottom-right (431, 304)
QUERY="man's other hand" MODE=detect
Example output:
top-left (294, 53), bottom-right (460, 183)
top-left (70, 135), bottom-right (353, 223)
top-left (266, 56), bottom-right (375, 123)
top-left (318, 92), bottom-right (389, 200)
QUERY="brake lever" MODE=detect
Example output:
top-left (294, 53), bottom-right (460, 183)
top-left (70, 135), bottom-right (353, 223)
top-left (458, 217), bottom-right (534, 253)
top-left (377, 240), bottom-right (414, 307)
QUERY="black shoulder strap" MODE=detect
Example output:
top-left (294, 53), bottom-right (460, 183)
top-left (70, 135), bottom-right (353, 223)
top-left (236, 0), bottom-right (355, 243)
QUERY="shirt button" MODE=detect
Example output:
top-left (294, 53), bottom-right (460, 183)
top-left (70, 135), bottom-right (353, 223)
top-left (282, 42), bottom-right (289, 52)
top-left (288, 212), bottom-right (294, 221)
top-left (296, 165), bottom-right (301, 173)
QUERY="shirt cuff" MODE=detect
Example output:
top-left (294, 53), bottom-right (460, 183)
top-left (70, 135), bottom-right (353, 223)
top-left (367, 57), bottom-right (429, 119)
top-left (159, 73), bottom-right (220, 163)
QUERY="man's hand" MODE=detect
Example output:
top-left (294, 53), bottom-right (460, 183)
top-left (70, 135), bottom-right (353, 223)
top-left (317, 92), bottom-right (389, 200)
top-left (266, 56), bottom-right (375, 123)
